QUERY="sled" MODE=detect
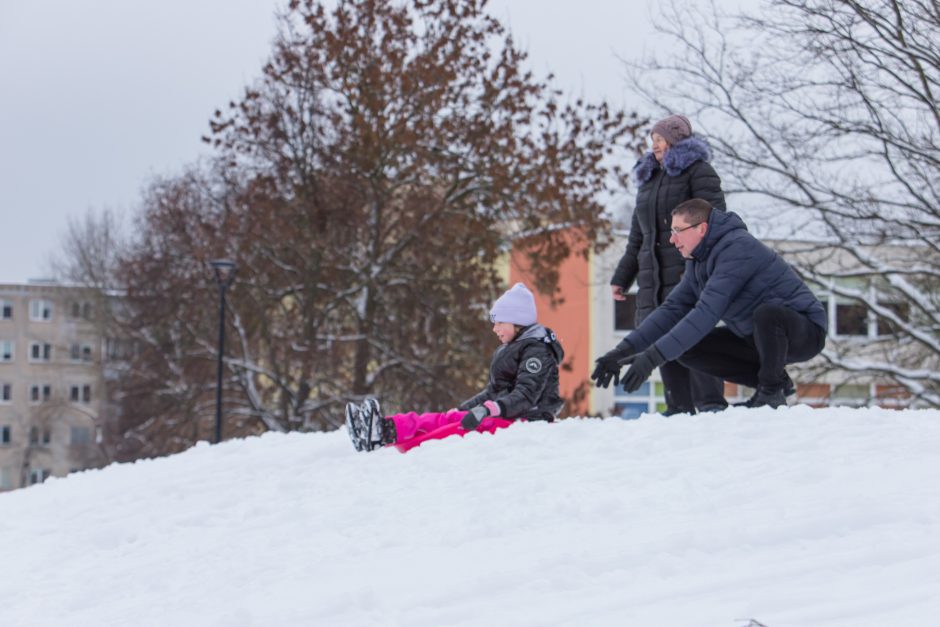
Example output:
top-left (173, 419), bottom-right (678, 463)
top-left (393, 417), bottom-right (515, 453)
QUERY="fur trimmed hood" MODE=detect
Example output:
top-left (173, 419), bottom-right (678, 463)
top-left (632, 136), bottom-right (713, 186)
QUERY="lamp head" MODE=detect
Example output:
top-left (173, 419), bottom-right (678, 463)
top-left (209, 259), bottom-right (237, 288)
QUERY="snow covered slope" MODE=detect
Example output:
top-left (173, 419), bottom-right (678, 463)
top-left (2, 405), bottom-right (939, 627)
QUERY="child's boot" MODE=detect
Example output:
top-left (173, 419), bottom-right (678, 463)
top-left (361, 398), bottom-right (396, 450)
top-left (345, 401), bottom-right (366, 452)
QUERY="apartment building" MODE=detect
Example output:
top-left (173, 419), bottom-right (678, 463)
top-left (0, 282), bottom-right (109, 491)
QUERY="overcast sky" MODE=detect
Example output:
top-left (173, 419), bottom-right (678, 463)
top-left (0, 1), bottom-right (744, 284)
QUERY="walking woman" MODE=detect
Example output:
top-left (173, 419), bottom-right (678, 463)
top-left (609, 115), bottom-right (727, 414)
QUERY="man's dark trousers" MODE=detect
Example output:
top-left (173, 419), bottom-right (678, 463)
top-left (659, 361), bottom-right (728, 412)
top-left (677, 303), bottom-right (826, 390)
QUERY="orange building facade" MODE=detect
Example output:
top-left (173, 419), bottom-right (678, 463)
top-left (506, 231), bottom-right (593, 417)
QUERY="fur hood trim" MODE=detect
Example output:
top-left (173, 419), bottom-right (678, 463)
top-left (632, 136), bottom-right (713, 186)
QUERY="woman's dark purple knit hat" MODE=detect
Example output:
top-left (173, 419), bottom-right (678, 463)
top-left (651, 114), bottom-right (693, 146)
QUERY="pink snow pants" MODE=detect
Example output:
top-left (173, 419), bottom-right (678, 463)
top-left (386, 409), bottom-right (515, 453)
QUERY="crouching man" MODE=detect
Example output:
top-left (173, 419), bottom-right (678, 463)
top-left (592, 198), bottom-right (828, 408)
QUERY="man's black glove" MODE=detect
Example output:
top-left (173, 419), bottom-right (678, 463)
top-left (621, 346), bottom-right (666, 393)
top-left (591, 342), bottom-right (636, 389)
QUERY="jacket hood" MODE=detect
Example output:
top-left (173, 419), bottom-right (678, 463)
top-left (632, 135), bottom-right (714, 186)
top-left (692, 210), bottom-right (748, 260)
top-left (516, 323), bottom-right (565, 363)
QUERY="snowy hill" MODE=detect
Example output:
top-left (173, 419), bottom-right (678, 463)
top-left (2, 405), bottom-right (940, 627)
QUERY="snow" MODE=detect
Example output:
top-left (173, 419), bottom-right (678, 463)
top-left (3, 405), bottom-right (940, 626)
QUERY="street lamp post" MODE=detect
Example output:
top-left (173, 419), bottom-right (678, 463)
top-left (210, 259), bottom-right (237, 444)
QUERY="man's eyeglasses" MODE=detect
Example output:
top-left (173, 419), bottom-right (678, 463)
top-left (670, 222), bottom-right (703, 235)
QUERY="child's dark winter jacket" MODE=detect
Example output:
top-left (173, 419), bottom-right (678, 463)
top-left (458, 324), bottom-right (564, 421)
top-left (612, 136), bottom-right (725, 325)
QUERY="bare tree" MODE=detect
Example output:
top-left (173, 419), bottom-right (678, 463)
top-left (45, 211), bottom-right (131, 461)
top-left (97, 0), bottom-right (641, 458)
top-left (625, 0), bottom-right (940, 405)
top-left (48, 207), bottom-right (127, 290)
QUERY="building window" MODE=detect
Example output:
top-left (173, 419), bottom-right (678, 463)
top-left (29, 299), bottom-right (53, 321)
top-left (0, 300), bottom-right (12, 320)
top-left (106, 337), bottom-right (135, 361)
top-left (69, 301), bottom-right (94, 320)
top-left (1, 340), bottom-right (13, 362)
top-left (1, 383), bottom-right (10, 402)
top-left (70, 426), bottom-right (92, 445)
top-left (613, 294), bottom-right (638, 331)
top-left (70, 343), bottom-right (93, 362)
top-left (875, 301), bottom-right (910, 336)
top-left (70, 385), bottom-right (92, 403)
top-left (831, 383), bottom-right (870, 406)
top-left (29, 468), bottom-right (50, 485)
top-left (29, 426), bottom-right (52, 446)
top-left (30, 384), bottom-right (52, 403)
top-left (1, 425), bottom-right (10, 444)
top-left (29, 342), bottom-right (52, 362)
top-left (835, 302), bottom-right (868, 336)
top-left (614, 401), bottom-right (651, 420)
top-left (817, 280), bottom-right (915, 340)
top-left (612, 379), bottom-right (668, 419)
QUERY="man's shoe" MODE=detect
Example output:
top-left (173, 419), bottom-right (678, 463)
top-left (742, 386), bottom-right (787, 409)
top-left (697, 402), bottom-right (728, 413)
top-left (735, 373), bottom-right (796, 408)
top-left (782, 372), bottom-right (796, 397)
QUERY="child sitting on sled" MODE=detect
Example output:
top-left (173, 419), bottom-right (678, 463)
top-left (345, 282), bottom-right (565, 452)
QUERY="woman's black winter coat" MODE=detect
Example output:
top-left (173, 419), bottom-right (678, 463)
top-left (611, 136), bottom-right (725, 324)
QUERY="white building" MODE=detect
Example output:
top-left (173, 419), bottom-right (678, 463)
top-left (0, 282), bottom-right (110, 490)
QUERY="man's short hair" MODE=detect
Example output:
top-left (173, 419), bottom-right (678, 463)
top-left (672, 198), bottom-right (712, 224)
